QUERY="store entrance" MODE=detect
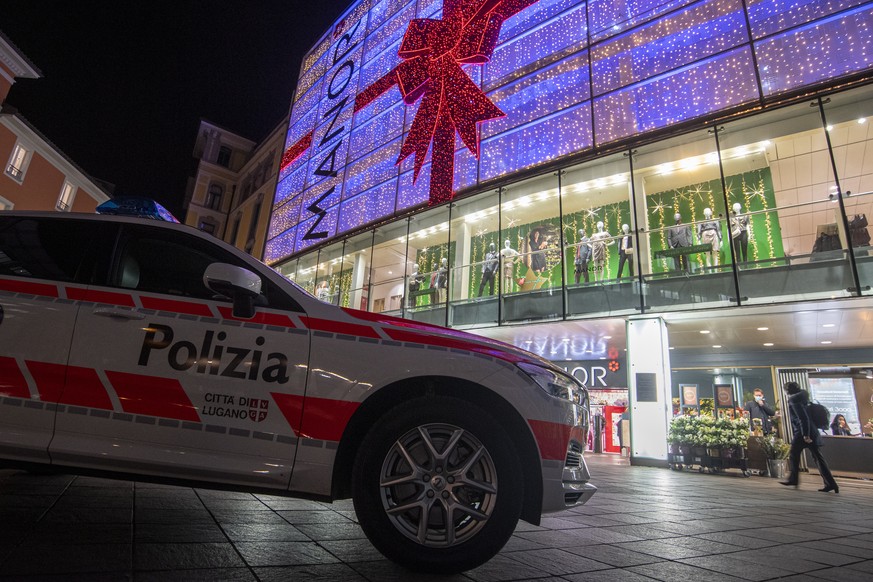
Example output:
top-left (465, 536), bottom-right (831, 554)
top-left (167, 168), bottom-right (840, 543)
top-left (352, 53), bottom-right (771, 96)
top-left (563, 362), bottom-right (628, 455)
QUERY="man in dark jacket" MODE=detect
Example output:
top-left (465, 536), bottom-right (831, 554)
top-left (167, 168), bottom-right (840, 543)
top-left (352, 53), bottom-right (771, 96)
top-left (743, 388), bottom-right (776, 434)
top-left (780, 382), bottom-right (839, 493)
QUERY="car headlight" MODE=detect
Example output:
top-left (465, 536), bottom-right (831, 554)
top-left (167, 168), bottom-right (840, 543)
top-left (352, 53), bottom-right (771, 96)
top-left (518, 362), bottom-right (588, 407)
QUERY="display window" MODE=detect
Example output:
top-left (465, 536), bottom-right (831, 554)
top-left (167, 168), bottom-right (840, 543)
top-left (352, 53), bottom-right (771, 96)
top-left (292, 252), bottom-right (319, 297)
top-left (337, 231), bottom-right (374, 312)
top-left (404, 205), bottom-right (451, 324)
top-left (630, 129), bottom-right (736, 312)
top-left (446, 191), bottom-right (500, 328)
top-left (368, 219), bottom-right (410, 314)
top-left (560, 152), bottom-right (638, 318)
top-left (314, 241), bottom-right (346, 306)
top-left (499, 172), bottom-right (562, 324)
top-left (822, 85), bottom-right (873, 298)
top-left (719, 100), bottom-right (853, 303)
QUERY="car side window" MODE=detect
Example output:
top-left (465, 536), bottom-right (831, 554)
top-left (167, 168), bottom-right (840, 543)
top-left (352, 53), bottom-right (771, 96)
top-left (112, 225), bottom-right (301, 311)
top-left (0, 217), bottom-right (97, 282)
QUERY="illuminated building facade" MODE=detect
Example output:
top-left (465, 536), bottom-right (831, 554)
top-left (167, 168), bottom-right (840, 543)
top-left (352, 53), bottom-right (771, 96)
top-left (267, 0), bottom-right (873, 467)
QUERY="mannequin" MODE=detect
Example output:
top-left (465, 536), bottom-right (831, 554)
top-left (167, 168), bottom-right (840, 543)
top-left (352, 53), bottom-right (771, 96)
top-left (730, 202), bottom-right (749, 263)
top-left (528, 228), bottom-right (548, 276)
top-left (697, 207), bottom-right (722, 267)
top-left (435, 257), bottom-right (448, 302)
top-left (616, 223), bottom-right (634, 279)
top-left (407, 264), bottom-right (423, 307)
top-left (667, 212), bottom-right (693, 272)
top-left (316, 280), bottom-right (331, 302)
top-left (589, 221), bottom-right (614, 282)
top-left (478, 243), bottom-right (499, 296)
top-left (574, 229), bottom-right (591, 284)
top-left (500, 239), bottom-right (519, 292)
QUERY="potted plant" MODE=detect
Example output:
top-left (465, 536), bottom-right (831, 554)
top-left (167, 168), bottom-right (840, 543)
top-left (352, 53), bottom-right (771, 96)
top-left (667, 416), bottom-right (693, 455)
top-left (760, 435), bottom-right (790, 478)
top-left (721, 417), bottom-right (750, 458)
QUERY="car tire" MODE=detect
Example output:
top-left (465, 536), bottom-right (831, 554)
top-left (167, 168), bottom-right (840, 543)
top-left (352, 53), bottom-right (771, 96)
top-left (352, 395), bottom-right (524, 574)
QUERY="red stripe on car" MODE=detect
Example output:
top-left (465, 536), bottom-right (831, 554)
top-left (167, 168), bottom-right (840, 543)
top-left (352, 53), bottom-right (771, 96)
top-left (105, 371), bottom-right (201, 422)
top-left (300, 317), bottom-right (380, 339)
top-left (217, 306), bottom-right (296, 328)
top-left (140, 297), bottom-right (213, 317)
top-left (65, 287), bottom-right (136, 307)
top-left (0, 357), bottom-right (30, 399)
top-left (0, 278), bottom-right (59, 298)
top-left (25, 361), bottom-right (65, 403)
top-left (527, 419), bottom-right (574, 461)
top-left (26, 362), bottom-right (113, 409)
top-left (271, 393), bottom-right (360, 441)
top-left (63, 366), bottom-right (114, 409)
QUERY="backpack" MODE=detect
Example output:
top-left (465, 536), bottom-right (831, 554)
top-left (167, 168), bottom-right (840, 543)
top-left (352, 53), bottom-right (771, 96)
top-left (807, 401), bottom-right (830, 431)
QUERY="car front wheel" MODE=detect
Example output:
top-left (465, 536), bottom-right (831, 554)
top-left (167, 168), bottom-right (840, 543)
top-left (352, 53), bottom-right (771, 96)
top-left (352, 396), bottom-right (524, 573)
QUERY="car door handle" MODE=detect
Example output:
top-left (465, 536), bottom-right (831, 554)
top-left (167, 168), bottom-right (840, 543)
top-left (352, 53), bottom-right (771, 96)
top-left (93, 308), bottom-right (145, 321)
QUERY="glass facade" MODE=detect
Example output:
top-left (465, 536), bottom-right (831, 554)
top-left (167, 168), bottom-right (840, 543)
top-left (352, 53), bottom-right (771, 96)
top-left (266, 0), bottom-right (873, 265)
top-left (278, 85), bottom-right (873, 327)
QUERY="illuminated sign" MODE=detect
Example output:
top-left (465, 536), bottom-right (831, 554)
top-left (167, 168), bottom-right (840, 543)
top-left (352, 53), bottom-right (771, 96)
top-left (266, 0), bottom-right (873, 264)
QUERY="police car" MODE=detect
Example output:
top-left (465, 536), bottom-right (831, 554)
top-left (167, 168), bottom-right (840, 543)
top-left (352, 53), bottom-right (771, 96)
top-left (0, 203), bottom-right (595, 573)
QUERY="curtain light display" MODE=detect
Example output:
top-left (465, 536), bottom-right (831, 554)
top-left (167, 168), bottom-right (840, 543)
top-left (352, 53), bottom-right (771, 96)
top-left (265, 0), bottom-right (873, 265)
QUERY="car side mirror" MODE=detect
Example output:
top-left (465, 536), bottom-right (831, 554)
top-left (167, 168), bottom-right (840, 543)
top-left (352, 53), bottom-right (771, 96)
top-left (204, 263), bottom-right (262, 319)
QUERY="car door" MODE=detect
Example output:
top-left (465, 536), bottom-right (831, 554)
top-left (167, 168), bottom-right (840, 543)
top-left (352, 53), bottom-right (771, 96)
top-left (0, 216), bottom-right (101, 463)
top-left (56, 222), bottom-right (310, 489)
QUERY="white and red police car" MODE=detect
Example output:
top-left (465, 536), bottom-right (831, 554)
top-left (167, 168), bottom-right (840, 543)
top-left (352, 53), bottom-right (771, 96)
top-left (0, 205), bottom-right (595, 573)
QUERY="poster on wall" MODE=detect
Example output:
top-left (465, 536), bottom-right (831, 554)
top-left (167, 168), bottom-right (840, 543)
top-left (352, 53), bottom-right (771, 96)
top-left (808, 377), bottom-right (861, 434)
top-left (681, 384), bottom-right (699, 407)
top-left (715, 384), bottom-right (735, 411)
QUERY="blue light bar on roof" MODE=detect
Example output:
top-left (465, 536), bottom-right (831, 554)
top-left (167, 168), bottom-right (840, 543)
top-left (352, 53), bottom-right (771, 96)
top-left (96, 197), bottom-right (180, 223)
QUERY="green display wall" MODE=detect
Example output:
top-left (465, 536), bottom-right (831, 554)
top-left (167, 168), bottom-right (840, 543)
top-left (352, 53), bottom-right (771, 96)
top-left (647, 168), bottom-right (784, 273)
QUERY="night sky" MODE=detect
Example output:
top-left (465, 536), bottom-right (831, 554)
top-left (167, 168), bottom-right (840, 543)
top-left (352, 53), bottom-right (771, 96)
top-left (3, 1), bottom-right (351, 217)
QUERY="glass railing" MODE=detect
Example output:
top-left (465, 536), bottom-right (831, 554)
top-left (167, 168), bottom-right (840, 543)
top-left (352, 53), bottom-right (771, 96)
top-left (844, 189), bottom-right (873, 297)
top-left (641, 216), bottom-right (737, 313)
top-left (734, 195), bottom-right (856, 304)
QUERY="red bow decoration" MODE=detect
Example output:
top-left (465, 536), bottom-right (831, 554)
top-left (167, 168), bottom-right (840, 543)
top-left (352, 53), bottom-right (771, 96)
top-left (355, 0), bottom-right (539, 206)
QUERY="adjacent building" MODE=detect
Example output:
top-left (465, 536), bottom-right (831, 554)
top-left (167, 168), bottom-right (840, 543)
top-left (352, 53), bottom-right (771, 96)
top-left (0, 31), bottom-right (110, 211)
top-left (183, 119), bottom-right (283, 260)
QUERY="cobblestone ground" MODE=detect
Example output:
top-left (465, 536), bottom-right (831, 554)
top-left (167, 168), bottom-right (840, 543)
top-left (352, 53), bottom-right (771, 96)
top-left (1, 455), bottom-right (871, 581)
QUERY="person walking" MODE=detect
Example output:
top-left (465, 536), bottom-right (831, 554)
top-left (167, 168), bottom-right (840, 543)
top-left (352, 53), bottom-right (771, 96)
top-left (780, 381), bottom-right (839, 493)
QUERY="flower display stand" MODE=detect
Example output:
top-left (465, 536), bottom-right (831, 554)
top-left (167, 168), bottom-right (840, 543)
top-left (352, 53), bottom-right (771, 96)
top-left (668, 449), bottom-right (751, 476)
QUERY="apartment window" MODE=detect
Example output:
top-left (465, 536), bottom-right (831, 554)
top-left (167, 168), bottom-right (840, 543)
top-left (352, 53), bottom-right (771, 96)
top-left (206, 183), bottom-right (223, 210)
top-left (217, 146), bottom-right (232, 168)
top-left (198, 220), bottom-right (216, 235)
top-left (5, 143), bottom-right (30, 182)
top-left (56, 181), bottom-right (76, 211)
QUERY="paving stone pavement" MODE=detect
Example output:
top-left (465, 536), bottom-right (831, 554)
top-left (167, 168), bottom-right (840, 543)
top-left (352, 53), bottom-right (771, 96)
top-left (1, 455), bottom-right (872, 581)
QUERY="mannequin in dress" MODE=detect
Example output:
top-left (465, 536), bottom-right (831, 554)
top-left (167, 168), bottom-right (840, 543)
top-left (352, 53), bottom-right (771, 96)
top-left (589, 221), bottom-right (614, 282)
top-left (667, 212), bottom-right (693, 272)
top-left (574, 229), bottom-right (591, 284)
top-left (528, 229), bottom-right (548, 276)
top-left (478, 243), bottom-right (499, 297)
top-left (500, 239), bottom-right (519, 292)
top-left (696, 207), bottom-right (722, 267)
top-left (407, 264), bottom-right (422, 307)
top-left (616, 223), bottom-right (634, 279)
top-left (730, 202), bottom-right (750, 263)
